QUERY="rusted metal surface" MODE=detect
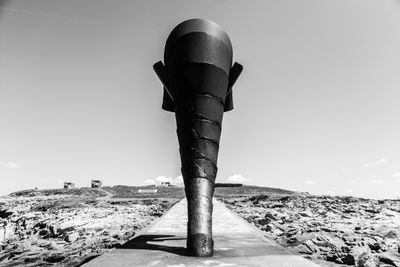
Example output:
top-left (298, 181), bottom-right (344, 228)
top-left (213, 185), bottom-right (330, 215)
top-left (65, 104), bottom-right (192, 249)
top-left (154, 18), bottom-right (242, 257)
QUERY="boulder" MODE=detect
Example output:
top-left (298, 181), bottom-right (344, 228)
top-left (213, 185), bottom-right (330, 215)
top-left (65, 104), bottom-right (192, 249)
top-left (0, 209), bottom-right (13, 219)
top-left (374, 225), bottom-right (397, 239)
top-left (378, 252), bottom-right (400, 267)
top-left (342, 253), bottom-right (355, 265)
top-left (256, 218), bottom-right (270, 226)
top-left (64, 232), bottom-right (79, 243)
top-left (352, 247), bottom-right (380, 267)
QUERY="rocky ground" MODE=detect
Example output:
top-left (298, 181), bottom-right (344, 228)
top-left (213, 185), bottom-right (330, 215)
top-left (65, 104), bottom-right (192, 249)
top-left (0, 189), bottom-right (175, 266)
top-left (2, 185), bottom-right (399, 267)
top-left (219, 194), bottom-right (400, 267)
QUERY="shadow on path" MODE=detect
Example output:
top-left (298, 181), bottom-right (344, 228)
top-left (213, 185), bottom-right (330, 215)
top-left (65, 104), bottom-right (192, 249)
top-left (77, 255), bottom-right (100, 266)
top-left (117, 234), bottom-right (189, 256)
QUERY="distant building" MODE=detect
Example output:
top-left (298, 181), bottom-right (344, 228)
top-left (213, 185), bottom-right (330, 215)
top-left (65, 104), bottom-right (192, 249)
top-left (138, 189), bottom-right (158, 193)
top-left (91, 180), bottom-right (102, 188)
top-left (63, 182), bottom-right (75, 189)
top-left (160, 181), bottom-right (171, 187)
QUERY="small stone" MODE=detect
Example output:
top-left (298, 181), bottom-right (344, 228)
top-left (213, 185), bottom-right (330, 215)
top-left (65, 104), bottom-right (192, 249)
top-left (264, 211), bottom-right (277, 220)
top-left (365, 209), bottom-right (380, 214)
top-left (49, 225), bottom-right (58, 237)
top-left (295, 244), bottom-right (314, 254)
top-left (24, 256), bottom-right (41, 263)
top-left (64, 232), bottom-right (79, 242)
top-left (368, 242), bottom-right (381, 252)
top-left (352, 247), bottom-right (380, 267)
top-left (299, 210), bottom-right (313, 217)
top-left (38, 229), bottom-right (49, 236)
top-left (256, 218), bottom-right (270, 225)
top-left (374, 226), bottom-right (397, 239)
top-left (320, 226), bottom-right (336, 232)
top-left (303, 239), bottom-right (318, 253)
top-left (268, 202), bottom-right (284, 208)
top-left (326, 253), bottom-right (339, 263)
top-left (342, 253), bottom-right (355, 265)
top-left (0, 209), bottom-right (13, 219)
top-left (44, 254), bottom-right (65, 263)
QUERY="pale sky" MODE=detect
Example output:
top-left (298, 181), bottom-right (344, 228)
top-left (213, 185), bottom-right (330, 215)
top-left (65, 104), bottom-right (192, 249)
top-left (1, 0), bottom-right (400, 199)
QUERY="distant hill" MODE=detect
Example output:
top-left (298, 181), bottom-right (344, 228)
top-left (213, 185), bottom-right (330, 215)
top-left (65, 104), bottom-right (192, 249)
top-left (8, 184), bottom-right (298, 199)
top-left (101, 185), bottom-right (185, 199)
top-left (214, 185), bottom-right (296, 197)
top-left (9, 187), bottom-right (108, 198)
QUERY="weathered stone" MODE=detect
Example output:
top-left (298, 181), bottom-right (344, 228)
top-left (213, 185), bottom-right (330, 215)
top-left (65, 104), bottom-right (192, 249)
top-left (264, 211), bottom-right (277, 220)
top-left (256, 218), bottom-right (270, 226)
top-left (365, 209), bottom-right (380, 214)
top-left (320, 226), bottom-right (337, 233)
top-left (43, 254), bottom-right (65, 263)
top-left (49, 225), bottom-right (58, 237)
top-left (303, 239), bottom-right (319, 253)
top-left (342, 253), bottom-right (355, 265)
top-left (353, 247), bottom-right (380, 267)
top-left (379, 252), bottom-right (400, 267)
top-left (0, 209), bottom-right (13, 219)
top-left (299, 210), bottom-right (313, 217)
top-left (269, 202), bottom-right (285, 208)
top-left (222, 194), bottom-right (400, 267)
top-left (295, 244), bottom-right (314, 254)
top-left (38, 229), bottom-right (49, 236)
top-left (374, 226), bottom-right (397, 239)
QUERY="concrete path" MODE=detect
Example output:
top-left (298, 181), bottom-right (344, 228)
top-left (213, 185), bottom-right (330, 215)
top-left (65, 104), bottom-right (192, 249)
top-left (84, 199), bottom-right (321, 267)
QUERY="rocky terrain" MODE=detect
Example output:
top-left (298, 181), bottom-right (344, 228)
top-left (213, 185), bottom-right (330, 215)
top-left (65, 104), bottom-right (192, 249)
top-left (2, 185), bottom-right (399, 267)
top-left (0, 188), bottom-right (176, 266)
top-left (219, 194), bottom-right (400, 267)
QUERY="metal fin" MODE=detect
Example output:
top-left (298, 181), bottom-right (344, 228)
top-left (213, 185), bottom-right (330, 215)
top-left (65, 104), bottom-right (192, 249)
top-left (224, 62), bottom-right (242, 112)
top-left (153, 61), bottom-right (175, 111)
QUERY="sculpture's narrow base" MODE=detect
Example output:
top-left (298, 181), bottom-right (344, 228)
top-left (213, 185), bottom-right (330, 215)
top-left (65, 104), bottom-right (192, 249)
top-left (82, 199), bottom-right (322, 267)
top-left (185, 178), bottom-right (214, 257)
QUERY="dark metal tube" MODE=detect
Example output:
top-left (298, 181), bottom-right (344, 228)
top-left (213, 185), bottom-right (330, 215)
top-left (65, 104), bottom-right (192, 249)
top-left (175, 81), bottom-right (224, 256)
top-left (185, 178), bottom-right (214, 256)
top-left (154, 19), bottom-right (242, 257)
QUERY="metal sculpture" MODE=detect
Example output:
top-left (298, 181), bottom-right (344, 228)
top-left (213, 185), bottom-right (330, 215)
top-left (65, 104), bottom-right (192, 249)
top-left (153, 19), bottom-right (242, 257)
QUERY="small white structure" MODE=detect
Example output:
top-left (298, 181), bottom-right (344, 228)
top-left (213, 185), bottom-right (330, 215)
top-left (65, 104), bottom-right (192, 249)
top-left (63, 182), bottom-right (75, 190)
top-left (138, 189), bottom-right (158, 193)
top-left (91, 180), bottom-right (102, 188)
top-left (161, 181), bottom-right (171, 187)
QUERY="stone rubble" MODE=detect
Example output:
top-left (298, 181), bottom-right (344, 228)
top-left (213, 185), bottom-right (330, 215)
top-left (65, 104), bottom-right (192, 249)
top-left (220, 194), bottom-right (400, 267)
top-left (0, 194), bottom-right (173, 266)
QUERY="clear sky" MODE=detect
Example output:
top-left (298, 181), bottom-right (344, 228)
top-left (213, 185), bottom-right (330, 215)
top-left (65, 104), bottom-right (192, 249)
top-left (1, 0), bottom-right (400, 199)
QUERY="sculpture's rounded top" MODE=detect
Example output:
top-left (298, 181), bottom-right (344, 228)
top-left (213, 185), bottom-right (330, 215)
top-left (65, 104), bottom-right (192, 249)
top-left (164, 19), bottom-right (233, 61)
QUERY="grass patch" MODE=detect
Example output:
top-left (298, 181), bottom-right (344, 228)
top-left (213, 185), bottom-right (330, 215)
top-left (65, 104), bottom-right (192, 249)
top-left (30, 198), bottom-right (96, 212)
